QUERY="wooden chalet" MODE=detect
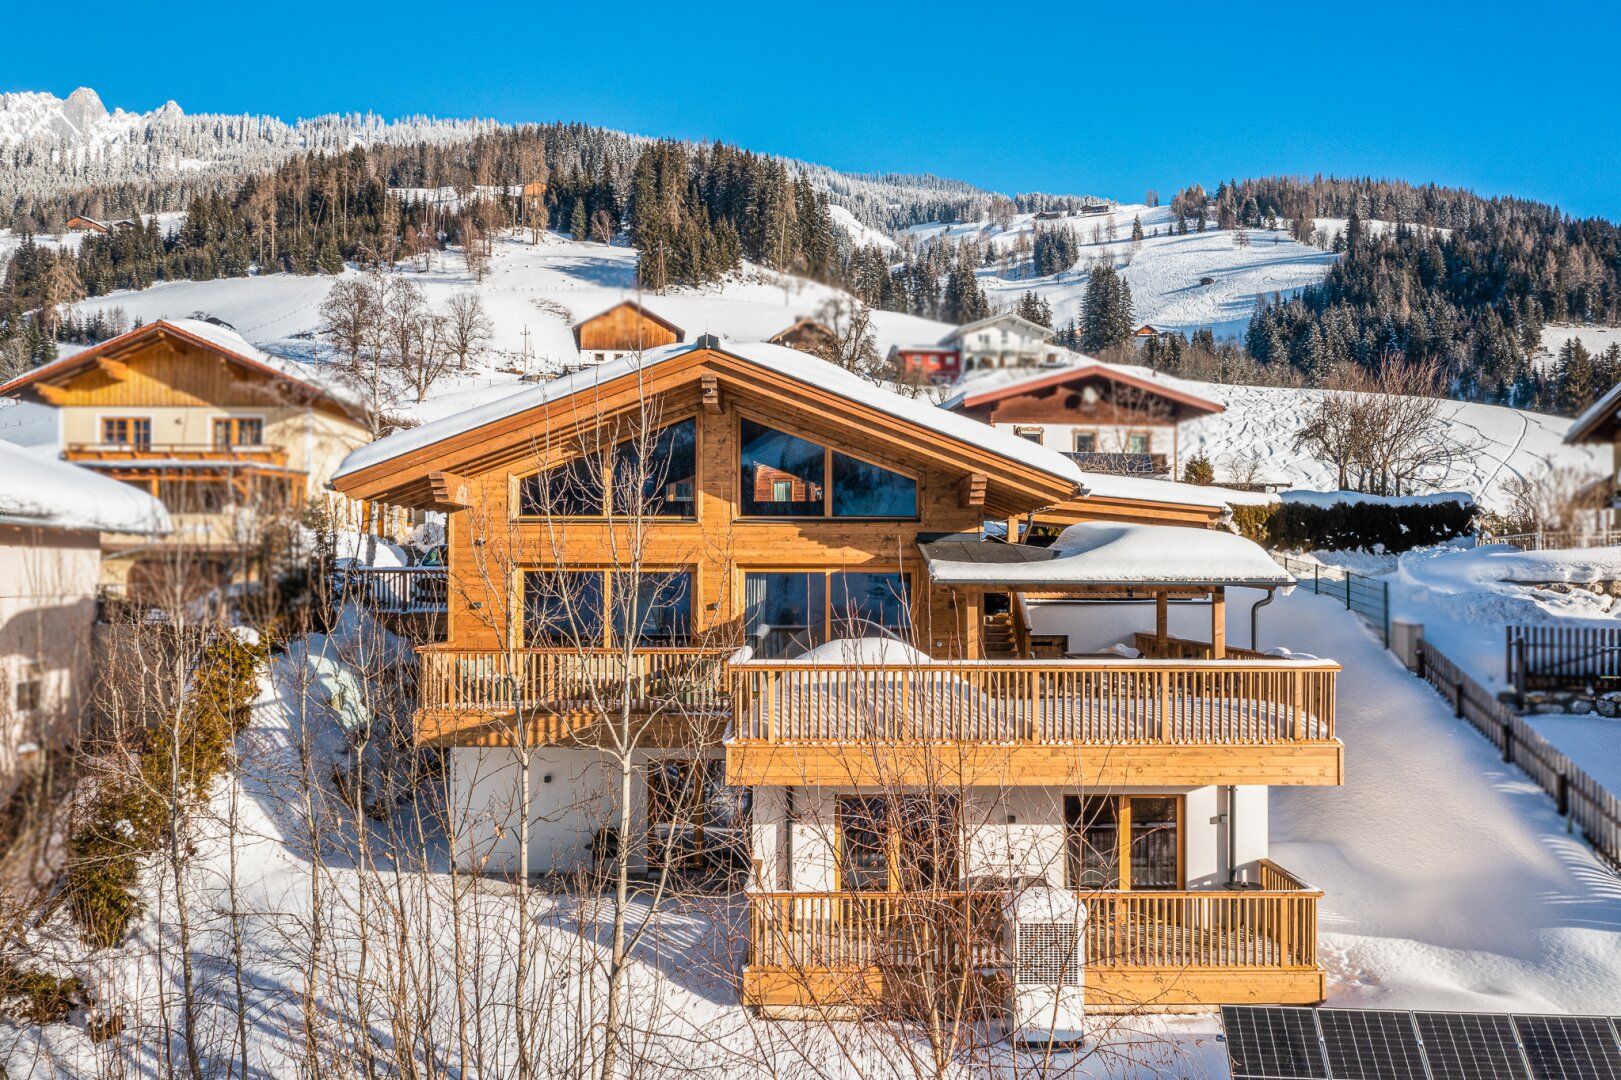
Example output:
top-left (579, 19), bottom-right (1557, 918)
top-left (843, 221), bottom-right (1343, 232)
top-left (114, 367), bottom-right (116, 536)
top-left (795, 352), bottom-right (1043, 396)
top-left (1565, 382), bottom-right (1621, 523)
top-left (63, 216), bottom-right (109, 234)
top-left (0, 319), bottom-right (372, 594)
top-left (332, 337), bottom-right (1341, 1014)
top-left (571, 300), bottom-right (686, 365)
top-left (767, 317), bottom-right (836, 355)
top-left (945, 362), bottom-right (1224, 480)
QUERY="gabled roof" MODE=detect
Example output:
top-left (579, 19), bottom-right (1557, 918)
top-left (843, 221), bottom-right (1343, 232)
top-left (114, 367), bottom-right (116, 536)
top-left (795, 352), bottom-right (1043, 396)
top-left (945, 311), bottom-right (1056, 344)
top-left (1565, 382), bottom-right (1621, 445)
top-left (333, 339), bottom-right (1084, 514)
top-left (940, 360), bottom-right (1225, 417)
top-left (0, 318), bottom-right (363, 418)
top-left (768, 317), bottom-right (834, 345)
top-left (570, 300), bottom-right (687, 345)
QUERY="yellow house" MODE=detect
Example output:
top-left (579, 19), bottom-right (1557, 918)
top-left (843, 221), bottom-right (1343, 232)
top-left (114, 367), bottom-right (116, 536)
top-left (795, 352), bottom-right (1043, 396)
top-left (0, 319), bottom-right (372, 595)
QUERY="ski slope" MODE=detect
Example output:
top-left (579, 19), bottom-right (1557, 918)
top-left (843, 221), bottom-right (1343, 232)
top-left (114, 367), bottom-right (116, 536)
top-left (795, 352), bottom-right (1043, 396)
top-left (908, 203), bottom-right (1340, 339)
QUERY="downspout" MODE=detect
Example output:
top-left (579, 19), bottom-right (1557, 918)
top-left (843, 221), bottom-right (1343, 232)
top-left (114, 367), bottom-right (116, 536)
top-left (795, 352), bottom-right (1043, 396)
top-left (1226, 785), bottom-right (1239, 886)
top-left (1249, 587), bottom-right (1277, 651)
top-left (782, 786), bottom-right (795, 892)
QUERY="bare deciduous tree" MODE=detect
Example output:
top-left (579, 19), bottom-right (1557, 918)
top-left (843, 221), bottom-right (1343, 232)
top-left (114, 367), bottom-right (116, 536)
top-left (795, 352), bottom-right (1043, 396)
top-left (445, 290), bottom-right (493, 370)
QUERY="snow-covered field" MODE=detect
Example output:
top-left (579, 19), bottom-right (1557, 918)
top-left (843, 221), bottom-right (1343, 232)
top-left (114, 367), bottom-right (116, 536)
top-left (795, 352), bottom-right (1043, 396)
top-left (1538, 322), bottom-right (1621, 368)
top-left (908, 203), bottom-right (1339, 339)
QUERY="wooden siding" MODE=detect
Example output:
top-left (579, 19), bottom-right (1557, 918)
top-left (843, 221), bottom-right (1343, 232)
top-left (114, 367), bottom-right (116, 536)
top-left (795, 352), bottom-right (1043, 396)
top-left (574, 303), bottom-right (683, 353)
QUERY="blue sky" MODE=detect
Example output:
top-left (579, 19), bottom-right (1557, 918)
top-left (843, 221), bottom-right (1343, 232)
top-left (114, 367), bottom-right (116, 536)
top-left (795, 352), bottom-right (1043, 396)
top-left (9, 0), bottom-right (1621, 219)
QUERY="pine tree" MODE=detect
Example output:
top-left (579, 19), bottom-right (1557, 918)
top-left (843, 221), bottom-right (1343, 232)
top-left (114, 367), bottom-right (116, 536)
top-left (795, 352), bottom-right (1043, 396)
top-left (1081, 263), bottom-right (1134, 352)
top-left (1130, 215), bottom-right (1144, 244)
top-left (941, 260), bottom-right (989, 324)
top-left (1015, 290), bottom-right (1052, 327)
top-left (571, 198), bottom-right (588, 242)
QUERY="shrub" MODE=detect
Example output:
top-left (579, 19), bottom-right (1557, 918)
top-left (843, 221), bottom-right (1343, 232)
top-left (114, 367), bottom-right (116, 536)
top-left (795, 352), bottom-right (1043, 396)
top-left (0, 960), bottom-right (87, 1024)
top-left (1181, 454), bottom-right (1215, 485)
top-left (1248, 498), bottom-right (1475, 553)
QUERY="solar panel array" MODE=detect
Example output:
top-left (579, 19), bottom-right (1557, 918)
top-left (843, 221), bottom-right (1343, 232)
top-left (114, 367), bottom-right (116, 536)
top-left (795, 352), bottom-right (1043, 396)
top-left (1221, 1007), bottom-right (1621, 1080)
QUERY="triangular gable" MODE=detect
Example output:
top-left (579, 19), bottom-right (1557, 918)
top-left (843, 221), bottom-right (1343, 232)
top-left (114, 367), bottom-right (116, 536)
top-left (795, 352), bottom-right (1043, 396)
top-left (333, 342), bottom-right (1081, 516)
top-left (570, 300), bottom-right (687, 347)
top-left (0, 319), bottom-right (358, 418)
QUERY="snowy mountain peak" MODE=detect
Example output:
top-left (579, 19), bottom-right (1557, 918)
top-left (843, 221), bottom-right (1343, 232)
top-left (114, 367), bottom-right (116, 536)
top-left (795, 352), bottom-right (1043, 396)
top-left (61, 86), bottom-right (108, 130)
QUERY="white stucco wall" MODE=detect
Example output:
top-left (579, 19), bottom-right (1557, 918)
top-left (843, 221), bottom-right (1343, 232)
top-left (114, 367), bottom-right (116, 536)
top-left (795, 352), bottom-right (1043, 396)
top-left (1026, 587), bottom-right (1281, 655)
top-left (749, 783), bottom-right (1271, 893)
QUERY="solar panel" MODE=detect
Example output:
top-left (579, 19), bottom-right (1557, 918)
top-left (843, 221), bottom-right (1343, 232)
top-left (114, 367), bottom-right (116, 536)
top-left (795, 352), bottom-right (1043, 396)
top-left (1415, 1012), bottom-right (1532, 1080)
top-left (1317, 1009), bottom-right (1429, 1080)
top-left (1512, 1015), bottom-right (1621, 1080)
top-left (1222, 1006), bottom-right (1330, 1080)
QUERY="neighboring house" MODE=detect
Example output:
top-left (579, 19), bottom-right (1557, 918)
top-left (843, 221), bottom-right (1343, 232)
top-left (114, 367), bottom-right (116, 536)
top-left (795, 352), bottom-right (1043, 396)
top-left (767, 317), bottom-right (836, 355)
top-left (63, 216), bottom-right (109, 234)
top-left (1564, 385), bottom-right (1621, 524)
top-left (333, 335), bottom-right (1343, 1015)
top-left (892, 312), bottom-right (1063, 382)
top-left (0, 319), bottom-right (372, 597)
top-left (1133, 324), bottom-right (1173, 344)
top-left (0, 439), bottom-right (168, 792)
top-left (947, 312), bottom-right (1060, 372)
top-left (941, 361), bottom-right (1225, 478)
top-left (571, 301), bottom-right (686, 365)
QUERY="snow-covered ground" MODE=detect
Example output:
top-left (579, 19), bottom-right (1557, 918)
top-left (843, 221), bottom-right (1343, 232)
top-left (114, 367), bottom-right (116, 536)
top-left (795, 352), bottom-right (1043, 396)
top-left (910, 204), bottom-right (1339, 340)
top-left (1307, 542), bottom-right (1621, 797)
top-left (1538, 322), bottom-right (1621, 368)
top-left (8, 595), bottom-right (1619, 1076)
top-left (1266, 590), bottom-right (1621, 1014)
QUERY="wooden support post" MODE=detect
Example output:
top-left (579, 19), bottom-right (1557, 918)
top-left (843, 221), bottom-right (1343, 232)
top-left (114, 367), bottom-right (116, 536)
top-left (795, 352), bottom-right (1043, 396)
top-left (1210, 587), bottom-right (1227, 659)
top-left (1155, 591), bottom-right (1169, 649)
top-left (1004, 515), bottom-right (1020, 544)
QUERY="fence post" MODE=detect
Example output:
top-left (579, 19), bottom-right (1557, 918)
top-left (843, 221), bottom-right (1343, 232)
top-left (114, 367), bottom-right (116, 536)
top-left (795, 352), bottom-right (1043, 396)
top-left (1501, 719), bottom-right (1514, 765)
top-left (1454, 681), bottom-right (1465, 719)
top-left (1556, 772), bottom-right (1570, 818)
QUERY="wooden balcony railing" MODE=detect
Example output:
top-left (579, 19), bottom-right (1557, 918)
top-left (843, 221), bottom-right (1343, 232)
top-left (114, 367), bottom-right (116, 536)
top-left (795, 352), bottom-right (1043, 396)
top-left (65, 442), bottom-right (289, 466)
top-left (747, 863), bottom-right (1321, 989)
top-left (417, 647), bottom-right (734, 719)
top-left (343, 566), bottom-right (448, 615)
top-left (1132, 632), bottom-right (1268, 661)
top-left (729, 657), bottom-right (1337, 745)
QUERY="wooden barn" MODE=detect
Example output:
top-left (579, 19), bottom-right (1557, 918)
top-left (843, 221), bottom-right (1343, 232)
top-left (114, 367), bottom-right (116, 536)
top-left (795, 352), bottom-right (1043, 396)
top-left (63, 216), bottom-right (109, 234)
top-left (571, 301), bottom-right (686, 365)
top-left (767, 317), bottom-right (836, 356)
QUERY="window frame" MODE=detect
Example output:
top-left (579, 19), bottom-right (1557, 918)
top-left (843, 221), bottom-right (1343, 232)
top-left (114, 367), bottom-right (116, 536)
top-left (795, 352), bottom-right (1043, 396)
top-left (1125, 430), bottom-right (1153, 455)
top-left (739, 567), bottom-right (915, 656)
top-left (510, 413), bottom-right (701, 523)
top-left (734, 412), bottom-right (920, 523)
top-left (645, 756), bottom-right (751, 874)
top-left (212, 415), bottom-right (266, 448)
top-left (1062, 793), bottom-right (1184, 892)
top-left (1073, 430), bottom-right (1098, 453)
top-left (515, 565), bottom-right (698, 649)
top-left (834, 793), bottom-right (961, 892)
top-left (100, 415), bottom-right (152, 449)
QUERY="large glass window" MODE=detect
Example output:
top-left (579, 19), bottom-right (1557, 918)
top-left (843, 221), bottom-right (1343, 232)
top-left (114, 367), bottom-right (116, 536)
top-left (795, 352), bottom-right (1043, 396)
top-left (519, 455), bottom-right (604, 518)
top-left (523, 571), bottom-right (604, 646)
top-left (831, 572), bottom-right (911, 639)
top-left (832, 453), bottom-right (917, 517)
top-left (743, 572), bottom-right (827, 658)
top-left (836, 795), bottom-right (959, 891)
top-left (612, 418), bottom-right (697, 517)
top-left (611, 571), bottom-right (693, 646)
top-left (1064, 795), bottom-right (1179, 891)
top-left (646, 759), bottom-right (751, 875)
top-left (518, 418), bottom-right (696, 519)
top-left (739, 419), bottom-right (824, 516)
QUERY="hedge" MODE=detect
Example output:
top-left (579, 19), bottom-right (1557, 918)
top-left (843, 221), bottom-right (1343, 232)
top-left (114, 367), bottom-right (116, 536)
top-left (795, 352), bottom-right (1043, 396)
top-left (1233, 498), bottom-right (1475, 553)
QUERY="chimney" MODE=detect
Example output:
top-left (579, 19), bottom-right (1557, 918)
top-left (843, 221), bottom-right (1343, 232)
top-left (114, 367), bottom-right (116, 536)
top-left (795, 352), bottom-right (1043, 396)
top-left (694, 332), bottom-right (723, 350)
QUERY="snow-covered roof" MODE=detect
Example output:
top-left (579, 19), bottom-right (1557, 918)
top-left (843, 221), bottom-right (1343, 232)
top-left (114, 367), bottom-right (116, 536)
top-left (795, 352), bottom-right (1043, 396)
top-left (0, 438), bottom-right (170, 534)
top-left (920, 522), bottom-right (1293, 589)
top-left (946, 311), bottom-right (1055, 342)
top-left (0, 318), bottom-right (365, 418)
top-left (1076, 472), bottom-right (1236, 510)
top-left (335, 338), bottom-right (1086, 488)
top-left (1564, 381), bottom-right (1621, 445)
top-left (939, 357), bottom-right (1224, 415)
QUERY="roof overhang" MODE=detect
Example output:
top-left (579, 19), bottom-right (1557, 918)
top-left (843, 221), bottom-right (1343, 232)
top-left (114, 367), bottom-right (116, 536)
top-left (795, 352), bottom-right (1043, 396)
top-left (947, 363), bottom-right (1225, 417)
top-left (918, 537), bottom-right (1292, 591)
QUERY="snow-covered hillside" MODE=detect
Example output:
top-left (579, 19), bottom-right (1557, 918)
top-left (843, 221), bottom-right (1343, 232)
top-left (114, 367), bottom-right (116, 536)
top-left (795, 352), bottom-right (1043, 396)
top-left (952, 358), bottom-right (1606, 513)
top-left (910, 203), bottom-right (1338, 339)
top-left (67, 230), bottom-right (953, 421)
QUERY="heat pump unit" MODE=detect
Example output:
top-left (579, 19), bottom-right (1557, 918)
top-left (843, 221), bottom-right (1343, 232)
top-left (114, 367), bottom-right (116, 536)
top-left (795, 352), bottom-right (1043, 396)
top-left (1004, 882), bottom-right (1086, 1046)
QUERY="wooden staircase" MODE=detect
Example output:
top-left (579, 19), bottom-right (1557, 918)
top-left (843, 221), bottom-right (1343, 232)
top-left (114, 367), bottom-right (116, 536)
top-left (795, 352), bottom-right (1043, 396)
top-left (982, 611), bottom-right (1067, 659)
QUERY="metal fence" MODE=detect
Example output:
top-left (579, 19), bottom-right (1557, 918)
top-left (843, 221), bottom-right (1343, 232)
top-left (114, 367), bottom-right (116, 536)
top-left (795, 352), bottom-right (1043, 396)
top-left (1505, 625), bottom-right (1621, 694)
top-left (1275, 555), bottom-right (1391, 646)
top-left (1480, 529), bottom-right (1621, 552)
top-left (1417, 640), bottom-right (1620, 870)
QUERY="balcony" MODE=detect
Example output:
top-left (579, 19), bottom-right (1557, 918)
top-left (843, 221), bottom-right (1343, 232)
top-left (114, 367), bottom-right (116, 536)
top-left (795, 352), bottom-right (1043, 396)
top-left (64, 442), bottom-right (290, 467)
top-left (724, 657), bottom-right (1341, 787)
top-left (415, 646), bottom-right (734, 746)
top-left (744, 860), bottom-right (1323, 1011)
top-left (1063, 451), bottom-right (1169, 477)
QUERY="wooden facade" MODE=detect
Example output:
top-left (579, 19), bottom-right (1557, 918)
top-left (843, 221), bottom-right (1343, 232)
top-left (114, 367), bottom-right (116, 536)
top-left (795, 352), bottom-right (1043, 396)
top-left (333, 341), bottom-right (1340, 1013)
top-left (768, 318), bottom-right (837, 355)
top-left (571, 301), bottom-right (686, 361)
top-left (0, 320), bottom-right (372, 575)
